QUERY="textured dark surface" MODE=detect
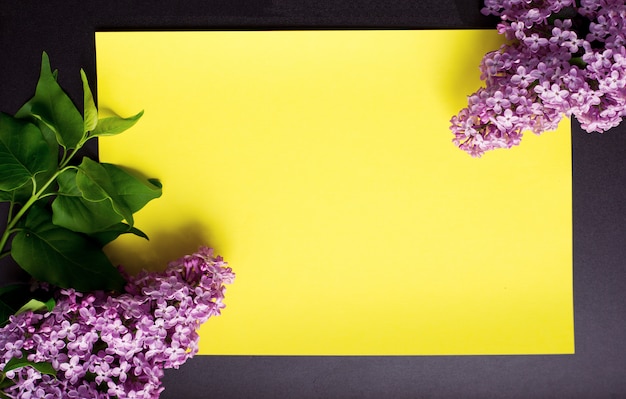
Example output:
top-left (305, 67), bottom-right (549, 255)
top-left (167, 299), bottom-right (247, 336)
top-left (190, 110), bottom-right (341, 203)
top-left (1, 1), bottom-right (626, 398)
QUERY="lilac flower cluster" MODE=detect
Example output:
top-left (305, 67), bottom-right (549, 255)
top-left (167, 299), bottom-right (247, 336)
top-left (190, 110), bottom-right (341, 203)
top-left (0, 247), bottom-right (234, 398)
top-left (451, 0), bottom-right (626, 157)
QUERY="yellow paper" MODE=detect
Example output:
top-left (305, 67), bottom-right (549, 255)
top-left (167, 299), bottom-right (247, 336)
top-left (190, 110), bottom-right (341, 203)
top-left (96, 31), bottom-right (574, 355)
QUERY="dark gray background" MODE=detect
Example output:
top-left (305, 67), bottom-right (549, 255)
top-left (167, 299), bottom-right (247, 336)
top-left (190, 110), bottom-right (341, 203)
top-left (1, 1), bottom-right (626, 398)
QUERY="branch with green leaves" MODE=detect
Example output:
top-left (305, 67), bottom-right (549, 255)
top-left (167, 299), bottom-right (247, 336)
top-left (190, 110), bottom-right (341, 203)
top-left (0, 53), bottom-right (161, 314)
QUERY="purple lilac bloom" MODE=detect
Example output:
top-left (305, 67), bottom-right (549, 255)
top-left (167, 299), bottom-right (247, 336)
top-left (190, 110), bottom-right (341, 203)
top-left (452, 0), bottom-right (626, 157)
top-left (0, 247), bottom-right (234, 398)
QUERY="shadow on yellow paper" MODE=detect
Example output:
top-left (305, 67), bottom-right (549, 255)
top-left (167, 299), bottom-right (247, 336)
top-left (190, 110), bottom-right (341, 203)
top-left (96, 30), bottom-right (573, 355)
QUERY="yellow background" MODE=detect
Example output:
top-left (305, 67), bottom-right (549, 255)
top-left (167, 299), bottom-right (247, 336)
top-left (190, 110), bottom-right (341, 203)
top-left (96, 30), bottom-right (573, 355)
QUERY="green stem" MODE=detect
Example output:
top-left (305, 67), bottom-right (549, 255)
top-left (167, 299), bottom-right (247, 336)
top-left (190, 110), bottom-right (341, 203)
top-left (59, 140), bottom-right (86, 169)
top-left (5, 197), bottom-right (15, 229)
top-left (0, 123), bottom-right (90, 259)
top-left (0, 166), bottom-right (74, 256)
top-left (0, 196), bottom-right (37, 255)
top-left (0, 128), bottom-right (89, 259)
top-left (59, 146), bottom-right (71, 169)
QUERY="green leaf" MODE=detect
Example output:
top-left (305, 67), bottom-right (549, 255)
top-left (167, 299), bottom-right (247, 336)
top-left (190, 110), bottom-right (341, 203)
top-left (102, 163), bottom-right (162, 212)
top-left (15, 299), bottom-right (46, 315)
top-left (81, 69), bottom-right (98, 133)
top-left (43, 297), bottom-right (55, 312)
top-left (89, 223), bottom-right (149, 247)
top-left (15, 297), bottom-right (55, 316)
top-left (76, 158), bottom-right (134, 225)
top-left (91, 110), bottom-right (143, 137)
top-left (75, 158), bottom-right (162, 227)
top-left (3, 358), bottom-right (56, 377)
top-left (0, 113), bottom-right (55, 192)
top-left (51, 160), bottom-right (160, 239)
top-left (51, 168), bottom-right (125, 233)
top-left (15, 52), bottom-right (84, 149)
top-left (570, 56), bottom-right (587, 69)
top-left (2, 119), bottom-right (58, 206)
top-left (11, 206), bottom-right (125, 292)
top-left (42, 297), bottom-right (55, 312)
